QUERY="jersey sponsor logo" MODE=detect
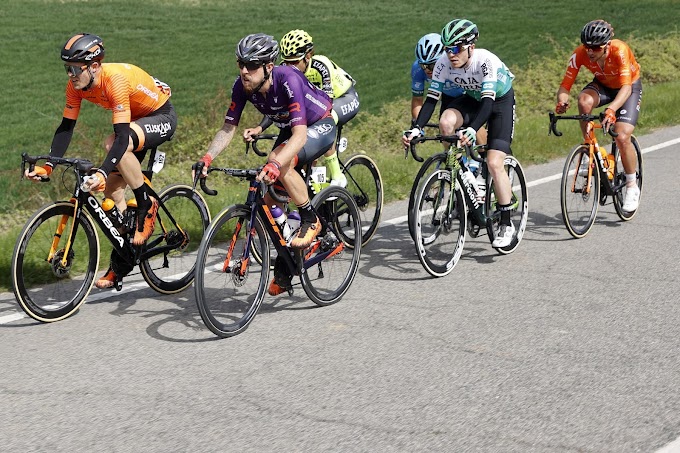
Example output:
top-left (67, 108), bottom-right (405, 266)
top-left (314, 123), bottom-right (334, 135)
top-left (88, 196), bottom-right (124, 247)
top-left (305, 93), bottom-right (327, 111)
top-left (481, 60), bottom-right (490, 77)
top-left (307, 128), bottom-right (319, 139)
top-left (136, 84), bottom-right (159, 101)
top-left (144, 121), bottom-right (173, 137)
top-left (283, 81), bottom-right (294, 98)
top-left (229, 101), bottom-right (236, 112)
top-left (289, 102), bottom-right (301, 113)
top-left (340, 98), bottom-right (359, 116)
top-left (452, 75), bottom-right (481, 89)
top-left (568, 53), bottom-right (578, 69)
top-left (114, 104), bottom-right (124, 111)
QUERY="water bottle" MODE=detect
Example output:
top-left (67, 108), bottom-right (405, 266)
top-left (270, 205), bottom-right (294, 241)
top-left (287, 210), bottom-right (301, 233)
top-left (462, 168), bottom-right (478, 192)
top-left (102, 198), bottom-right (124, 231)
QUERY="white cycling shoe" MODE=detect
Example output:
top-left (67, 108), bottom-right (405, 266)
top-left (621, 185), bottom-right (640, 212)
top-left (492, 222), bottom-right (515, 248)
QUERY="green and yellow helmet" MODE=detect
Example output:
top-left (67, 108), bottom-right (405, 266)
top-left (441, 19), bottom-right (479, 47)
top-left (280, 29), bottom-right (314, 61)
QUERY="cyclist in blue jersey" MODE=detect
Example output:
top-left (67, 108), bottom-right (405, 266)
top-left (193, 34), bottom-right (337, 294)
top-left (411, 33), bottom-right (465, 123)
top-left (403, 19), bottom-right (517, 248)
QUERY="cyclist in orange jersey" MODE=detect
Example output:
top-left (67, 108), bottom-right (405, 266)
top-left (24, 33), bottom-right (177, 289)
top-left (555, 20), bottom-right (642, 212)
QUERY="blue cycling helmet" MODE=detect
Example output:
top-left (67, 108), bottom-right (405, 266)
top-left (415, 33), bottom-right (444, 65)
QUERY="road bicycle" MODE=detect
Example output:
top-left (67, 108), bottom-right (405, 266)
top-left (193, 160), bottom-right (362, 338)
top-left (12, 149), bottom-right (211, 323)
top-left (247, 127), bottom-right (383, 248)
top-left (406, 123), bottom-right (481, 241)
top-left (409, 133), bottom-right (528, 277)
top-left (549, 112), bottom-right (643, 238)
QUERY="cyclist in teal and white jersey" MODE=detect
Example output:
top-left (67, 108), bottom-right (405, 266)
top-left (411, 33), bottom-right (465, 123)
top-left (403, 19), bottom-right (517, 247)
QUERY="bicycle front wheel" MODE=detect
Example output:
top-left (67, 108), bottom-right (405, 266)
top-left (413, 169), bottom-right (467, 278)
top-left (341, 154), bottom-right (383, 247)
top-left (612, 136), bottom-right (643, 221)
top-left (141, 184), bottom-right (211, 294)
top-left (301, 186), bottom-right (362, 306)
top-left (12, 202), bottom-right (100, 322)
top-left (408, 152), bottom-right (447, 241)
top-left (560, 145), bottom-right (599, 238)
top-left (194, 205), bottom-right (270, 338)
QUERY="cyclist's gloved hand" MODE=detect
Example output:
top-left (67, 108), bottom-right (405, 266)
top-left (555, 101), bottom-right (569, 114)
top-left (25, 164), bottom-right (52, 182)
top-left (192, 154), bottom-right (213, 180)
top-left (258, 159), bottom-right (281, 184)
top-left (81, 171), bottom-right (106, 192)
top-left (402, 127), bottom-right (423, 148)
top-left (458, 127), bottom-right (477, 146)
top-left (602, 108), bottom-right (617, 132)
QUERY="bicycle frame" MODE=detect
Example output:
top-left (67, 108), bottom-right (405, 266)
top-left (22, 153), bottom-right (188, 270)
top-left (202, 167), bottom-right (345, 280)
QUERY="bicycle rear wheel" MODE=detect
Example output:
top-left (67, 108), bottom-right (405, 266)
top-left (12, 202), bottom-right (100, 322)
top-left (413, 169), bottom-right (467, 277)
top-left (560, 145), bottom-right (599, 238)
top-left (485, 155), bottom-right (529, 253)
top-left (341, 154), bottom-right (383, 247)
top-left (408, 152), bottom-right (447, 241)
top-left (301, 186), bottom-right (361, 306)
top-left (141, 184), bottom-right (211, 294)
top-left (612, 136), bottom-right (643, 221)
top-left (194, 205), bottom-right (270, 338)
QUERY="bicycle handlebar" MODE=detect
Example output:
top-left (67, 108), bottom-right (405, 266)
top-left (548, 112), bottom-right (618, 138)
top-left (245, 133), bottom-right (278, 157)
top-left (21, 153), bottom-right (96, 183)
top-left (408, 130), bottom-right (485, 163)
top-left (196, 166), bottom-right (289, 204)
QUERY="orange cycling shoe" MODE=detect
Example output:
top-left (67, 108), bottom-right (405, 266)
top-left (133, 198), bottom-right (159, 246)
top-left (289, 217), bottom-right (321, 249)
top-left (268, 278), bottom-right (292, 296)
top-left (95, 268), bottom-right (119, 289)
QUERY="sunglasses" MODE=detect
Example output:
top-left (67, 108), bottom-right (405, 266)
top-left (64, 64), bottom-right (88, 76)
top-left (445, 44), bottom-right (470, 55)
top-left (419, 63), bottom-right (435, 71)
top-left (237, 60), bottom-right (262, 71)
top-left (584, 43), bottom-right (606, 51)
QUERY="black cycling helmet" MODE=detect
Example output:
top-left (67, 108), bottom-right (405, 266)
top-left (235, 33), bottom-right (279, 65)
top-left (581, 20), bottom-right (614, 46)
top-left (61, 33), bottom-right (105, 63)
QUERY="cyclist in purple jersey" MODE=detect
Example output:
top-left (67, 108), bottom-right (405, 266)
top-left (193, 34), bottom-right (336, 269)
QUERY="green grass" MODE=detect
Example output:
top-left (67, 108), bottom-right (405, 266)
top-left (1, 0), bottom-right (680, 291)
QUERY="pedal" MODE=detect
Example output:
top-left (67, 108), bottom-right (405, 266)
top-left (114, 280), bottom-right (123, 291)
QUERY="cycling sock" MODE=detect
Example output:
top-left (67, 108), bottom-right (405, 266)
top-left (323, 153), bottom-right (342, 180)
top-left (132, 184), bottom-right (151, 211)
top-left (499, 203), bottom-right (512, 225)
top-left (625, 173), bottom-right (637, 187)
top-left (298, 200), bottom-right (316, 223)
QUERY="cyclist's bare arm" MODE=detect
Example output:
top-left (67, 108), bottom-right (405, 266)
top-left (193, 123), bottom-right (237, 179)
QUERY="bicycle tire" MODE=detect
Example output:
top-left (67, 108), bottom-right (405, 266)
top-left (408, 152), bottom-right (447, 241)
top-left (194, 204), bottom-right (270, 338)
top-left (341, 153), bottom-right (384, 247)
top-left (301, 186), bottom-right (361, 306)
top-left (612, 136), bottom-right (643, 221)
top-left (12, 201), bottom-right (100, 322)
top-left (485, 155), bottom-right (529, 253)
top-left (559, 145), bottom-right (599, 238)
top-left (140, 184), bottom-right (211, 294)
top-left (413, 169), bottom-right (467, 278)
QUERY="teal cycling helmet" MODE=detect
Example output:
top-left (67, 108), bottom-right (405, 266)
top-left (441, 19), bottom-right (479, 47)
top-left (415, 33), bottom-right (444, 64)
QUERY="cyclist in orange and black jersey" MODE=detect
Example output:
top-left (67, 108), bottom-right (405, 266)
top-left (555, 20), bottom-right (642, 212)
top-left (24, 33), bottom-right (177, 288)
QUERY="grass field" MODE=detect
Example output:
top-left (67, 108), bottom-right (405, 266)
top-left (1, 0), bottom-right (680, 290)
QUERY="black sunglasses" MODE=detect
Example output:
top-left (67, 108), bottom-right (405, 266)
top-left (64, 64), bottom-right (88, 76)
top-left (419, 63), bottom-right (435, 71)
top-left (237, 60), bottom-right (262, 71)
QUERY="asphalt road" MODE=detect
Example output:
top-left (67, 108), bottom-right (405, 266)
top-left (1, 126), bottom-right (680, 452)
